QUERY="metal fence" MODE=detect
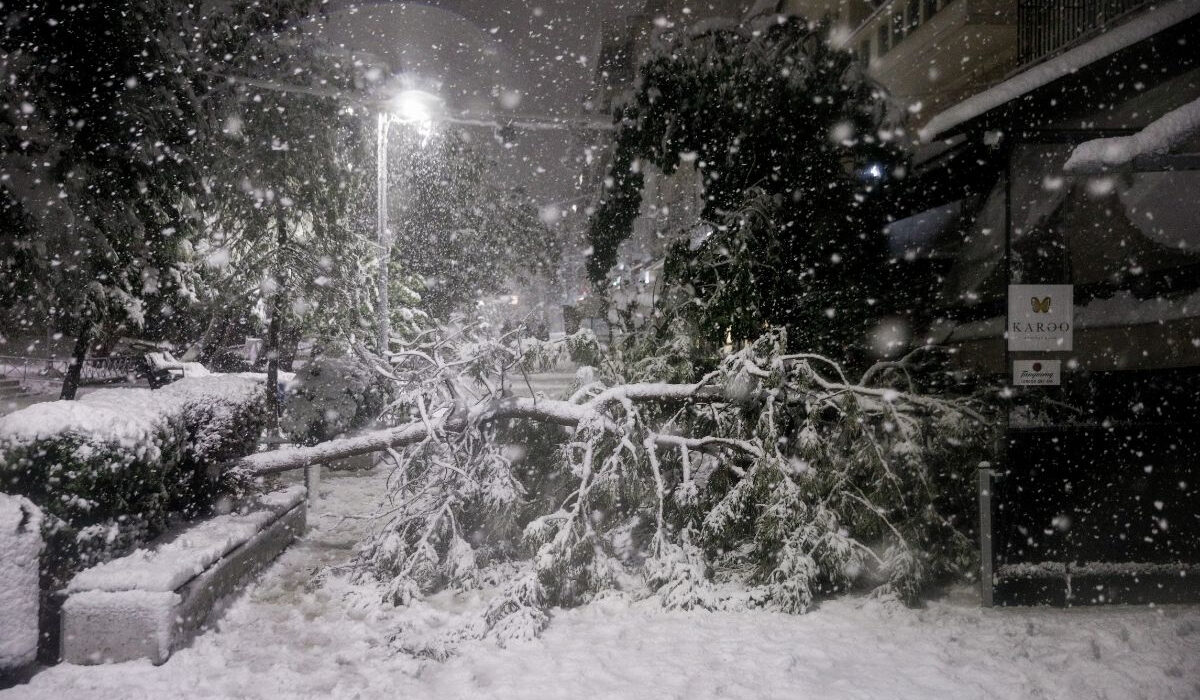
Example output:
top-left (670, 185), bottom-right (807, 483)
top-left (1017, 0), bottom-right (1152, 67)
top-left (0, 355), bottom-right (143, 386)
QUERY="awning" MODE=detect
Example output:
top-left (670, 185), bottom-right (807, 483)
top-left (884, 202), bottom-right (962, 258)
top-left (1064, 96), bottom-right (1200, 174)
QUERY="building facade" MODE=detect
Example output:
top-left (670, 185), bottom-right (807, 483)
top-left (897, 0), bottom-right (1200, 605)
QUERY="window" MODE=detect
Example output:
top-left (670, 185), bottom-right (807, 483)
top-left (877, 22), bottom-right (890, 55)
top-left (859, 38), bottom-right (873, 64)
top-left (907, 0), bottom-right (920, 32)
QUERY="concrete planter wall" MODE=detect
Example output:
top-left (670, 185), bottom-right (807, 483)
top-left (0, 494), bottom-right (43, 675)
top-left (60, 485), bottom-right (306, 665)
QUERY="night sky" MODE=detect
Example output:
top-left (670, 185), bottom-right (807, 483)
top-left (317, 0), bottom-right (643, 210)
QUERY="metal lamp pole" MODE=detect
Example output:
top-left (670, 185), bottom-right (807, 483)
top-left (212, 73), bottom-right (612, 358)
top-left (377, 111), bottom-right (391, 355)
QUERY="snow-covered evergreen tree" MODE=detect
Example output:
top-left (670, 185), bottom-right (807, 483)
top-left (588, 14), bottom-right (910, 364)
top-left (386, 128), bottom-right (561, 319)
top-left (0, 0), bottom-right (213, 396)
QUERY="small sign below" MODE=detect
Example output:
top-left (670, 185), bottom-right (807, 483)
top-left (1013, 359), bottom-right (1061, 386)
top-left (1008, 284), bottom-right (1073, 351)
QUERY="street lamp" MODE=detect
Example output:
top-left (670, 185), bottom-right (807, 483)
top-left (208, 72), bottom-right (608, 355)
top-left (392, 89), bottom-right (441, 130)
top-left (376, 88), bottom-right (444, 354)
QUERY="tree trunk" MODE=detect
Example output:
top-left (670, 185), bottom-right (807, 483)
top-left (265, 204), bottom-right (288, 427)
top-left (59, 319), bottom-right (91, 400)
top-left (227, 383), bottom-right (726, 476)
top-left (265, 290), bottom-right (284, 423)
top-left (280, 324), bottom-right (301, 371)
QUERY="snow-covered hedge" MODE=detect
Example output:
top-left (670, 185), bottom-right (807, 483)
top-left (281, 356), bottom-right (395, 445)
top-left (0, 375), bottom-right (269, 579)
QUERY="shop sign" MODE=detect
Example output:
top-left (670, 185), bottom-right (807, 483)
top-left (1007, 284), bottom-right (1073, 351)
top-left (1012, 359), bottom-right (1061, 386)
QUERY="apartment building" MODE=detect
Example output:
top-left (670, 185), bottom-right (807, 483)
top-left (894, 0), bottom-right (1200, 606)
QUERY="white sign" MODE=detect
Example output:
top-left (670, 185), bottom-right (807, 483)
top-left (1007, 284), bottom-right (1073, 351)
top-left (1012, 359), bottom-right (1061, 386)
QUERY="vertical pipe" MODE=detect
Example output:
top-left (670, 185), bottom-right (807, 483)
top-left (988, 142), bottom-right (1015, 608)
top-left (979, 465), bottom-right (994, 606)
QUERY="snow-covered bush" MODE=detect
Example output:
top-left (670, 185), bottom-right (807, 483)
top-left (345, 326), bottom-right (995, 651)
top-left (517, 328), bottom-right (604, 373)
top-left (281, 354), bottom-right (395, 445)
top-left (0, 375), bottom-right (269, 582)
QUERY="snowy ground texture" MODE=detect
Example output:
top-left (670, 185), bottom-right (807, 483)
top-left (6, 464), bottom-right (1199, 700)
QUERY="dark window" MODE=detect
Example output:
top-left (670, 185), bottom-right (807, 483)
top-left (877, 22), bottom-right (890, 55)
top-left (907, 0), bottom-right (920, 31)
top-left (859, 38), bottom-right (872, 63)
top-left (922, 0), bottom-right (939, 22)
top-left (891, 11), bottom-right (905, 45)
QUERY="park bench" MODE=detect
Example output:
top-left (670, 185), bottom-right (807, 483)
top-left (144, 351), bottom-right (211, 388)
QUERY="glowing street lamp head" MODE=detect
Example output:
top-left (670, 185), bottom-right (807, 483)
top-left (391, 89), bottom-right (443, 126)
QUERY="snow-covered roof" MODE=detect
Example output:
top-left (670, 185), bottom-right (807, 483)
top-left (919, 0), bottom-right (1200, 143)
top-left (1064, 95), bottom-right (1200, 173)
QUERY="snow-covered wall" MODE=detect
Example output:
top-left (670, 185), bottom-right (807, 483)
top-left (0, 494), bottom-right (43, 671)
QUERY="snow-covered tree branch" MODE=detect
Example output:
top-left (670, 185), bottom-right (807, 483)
top-left (229, 323), bottom-right (993, 654)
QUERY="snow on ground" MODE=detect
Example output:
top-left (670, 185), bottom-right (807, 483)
top-left (5, 464), bottom-right (1199, 700)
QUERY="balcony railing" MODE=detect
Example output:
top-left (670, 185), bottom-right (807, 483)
top-left (1018, 0), bottom-right (1153, 67)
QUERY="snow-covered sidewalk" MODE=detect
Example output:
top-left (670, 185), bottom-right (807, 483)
top-left (6, 464), bottom-right (1198, 700)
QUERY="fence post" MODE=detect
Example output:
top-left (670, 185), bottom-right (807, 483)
top-left (304, 463), bottom-right (321, 504)
top-left (978, 464), bottom-right (995, 607)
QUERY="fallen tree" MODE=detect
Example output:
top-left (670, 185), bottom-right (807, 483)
top-left (230, 324), bottom-right (995, 653)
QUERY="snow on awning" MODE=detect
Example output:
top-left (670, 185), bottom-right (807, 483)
top-left (1064, 96), bottom-right (1200, 173)
top-left (918, 0), bottom-right (1200, 143)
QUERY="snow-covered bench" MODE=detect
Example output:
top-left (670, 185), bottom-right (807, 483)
top-left (144, 351), bottom-right (211, 388)
top-left (59, 485), bottom-right (306, 665)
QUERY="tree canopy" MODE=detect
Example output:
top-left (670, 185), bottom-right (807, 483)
top-left (587, 16), bottom-right (908, 360)
top-left (387, 127), bottom-right (560, 319)
top-left (0, 0), bottom-right (381, 391)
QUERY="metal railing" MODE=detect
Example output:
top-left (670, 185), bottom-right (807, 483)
top-left (0, 354), bottom-right (144, 386)
top-left (1017, 0), bottom-right (1153, 67)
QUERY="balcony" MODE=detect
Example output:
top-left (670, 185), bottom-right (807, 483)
top-left (1017, 0), bottom-right (1154, 67)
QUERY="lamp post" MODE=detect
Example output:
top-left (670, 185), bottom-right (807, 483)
top-left (376, 110), bottom-right (391, 354)
top-left (375, 89), bottom-right (440, 355)
top-left (206, 73), bottom-right (611, 353)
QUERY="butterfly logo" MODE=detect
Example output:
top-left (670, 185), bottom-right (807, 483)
top-left (1031, 297), bottom-right (1051, 313)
